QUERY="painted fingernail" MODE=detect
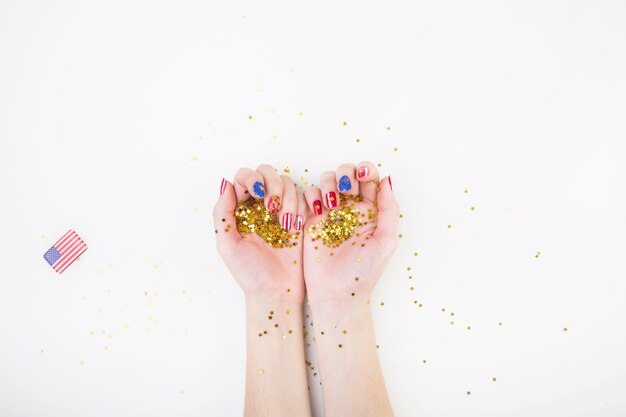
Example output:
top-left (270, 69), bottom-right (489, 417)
top-left (294, 215), bottom-right (303, 231)
top-left (325, 191), bottom-right (338, 208)
top-left (388, 176), bottom-right (393, 191)
top-left (338, 175), bottom-right (351, 192)
top-left (268, 195), bottom-right (281, 213)
top-left (281, 213), bottom-right (293, 230)
top-left (220, 178), bottom-right (227, 195)
top-left (253, 181), bottom-right (265, 198)
top-left (313, 200), bottom-right (323, 215)
top-left (357, 167), bottom-right (369, 179)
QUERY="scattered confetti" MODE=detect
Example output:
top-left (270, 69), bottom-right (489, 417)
top-left (43, 229), bottom-right (88, 274)
top-left (305, 195), bottom-right (367, 248)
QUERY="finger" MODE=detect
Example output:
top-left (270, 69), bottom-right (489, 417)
top-left (335, 163), bottom-right (359, 196)
top-left (304, 186), bottom-right (324, 216)
top-left (372, 175), bottom-right (400, 248)
top-left (320, 171), bottom-right (340, 209)
top-left (279, 175), bottom-right (296, 231)
top-left (356, 161), bottom-right (380, 202)
top-left (234, 167), bottom-right (266, 203)
top-left (295, 188), bottom-right (307, 232)
top-left (213, 178), bottom-right (241, 256)
top-left (256, 164), bottom-right (283, 214)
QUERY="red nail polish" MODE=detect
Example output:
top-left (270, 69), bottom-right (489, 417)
top-left (388, 176), bottom-right (393, 191)
top-left (220, 178), bottom-right (227, 195)
top-left (294, 215), bottom-right (303, 231)
top-left (268, 195), bottom-right (281, 213)
top-left (281, 213), bottom-right (293, 230)
top-left (325, 191), bottom-right (338, 208)
top-left (313, 200), bottom-right (323, 215)
top-left (358, 167), bottom-right (369, 179)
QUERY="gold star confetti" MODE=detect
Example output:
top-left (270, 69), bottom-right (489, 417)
top-left (342, 329), bottom-right (347, 334)
top-left (563, 327), bottom-right (568, 332)
top-left (386, 126), bottom-right (391, 131)
top-left (248, 115), bottom-right (253, 120)
top-left (492, 377), bottom-right (497, 382)
top-left (466, 391), bottom-right (471, 395)
top-left (305, 195), bottom-right (365, 248)
top-left (338, 344), bottom-right (343, 348)
top-left (447, 224), bottom-right (452, 229)
top-left (235, 198), bottom-right (300, 248)
top-left (470, 206), bottom-right (475, 211)
top-left (535, 251), bottom-right (541, 258)
top-left (342, 121), bottom-right (347, 126)
top-left (464, 189), bottom-right (469, 193)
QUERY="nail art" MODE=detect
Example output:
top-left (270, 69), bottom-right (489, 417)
top-left (253, 181), bottom-right (265, 198)
top-left (388, 176), bottom-right (393, 191)
top-left (313, 200), bottom-right (323, 215)
top-left (357, 167), bottom-right (369, 179)
top-left (338, 175), bottom-right (351, 192)
top-left (325, 191), bottom-right (338, 209)
top-left (268, 195), bottom-right (281, 213)
top-left (281, 213), bottom-right (293, 230)
top-left (294, 215), bottom-right (303, 231)
top-left (220, 178), bottom-right (227, 195)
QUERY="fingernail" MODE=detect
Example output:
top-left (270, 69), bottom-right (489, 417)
top-left (357, 167), bottom-right (369, 179)
top-left (388, 176), bottom-right (393, 191)
top-left (281, 213), bottom-right (293, 230)
top-left (338, 175), bottom-right (351, 192)
top-left (253, 181), bottom-right (265, 198)
top-left (220, 178), bottom-right (227, 195)
top-left (313, 200), bottom-right (323, 215)
top-left (294, 215), bottom-right (303, 231)
top-left (325, 191), bottom-right (338, 208)
top-left (268, 195), bottom-right (281, 213)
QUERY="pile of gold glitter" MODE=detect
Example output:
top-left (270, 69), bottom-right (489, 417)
top-left (306, 195), bottom-right (368, 248)
top-left (235, 198), bottom-right (299, 248)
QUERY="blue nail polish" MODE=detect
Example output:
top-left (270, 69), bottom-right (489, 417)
top-left (338, 175), bottom-right (351, 192)
top-left (253, 181), bottom-right (265, 198)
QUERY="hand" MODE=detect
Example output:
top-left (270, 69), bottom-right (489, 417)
top-left (302, 161), bottom-right (400, 305)
top-left (213, 164), bottom-right (308, 303)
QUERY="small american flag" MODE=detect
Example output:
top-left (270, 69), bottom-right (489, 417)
top-left (43, 229), bottom-right (88, 274)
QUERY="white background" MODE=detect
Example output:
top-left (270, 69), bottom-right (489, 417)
top-left (1, 1), bottom-right (625, 416)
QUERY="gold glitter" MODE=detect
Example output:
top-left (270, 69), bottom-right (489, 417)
top-left (293, 260), bottom-right (297, 264)
top-left (258, 369), bottom-right (264, 375)
top-left (357, 257), bottom-right (362, 263)
top-left (450, 321), bottom-right (455, 325)
top-left (305, 195), bottom-right (365, 248)
top-left (248, 115), bottom-right (253, 120)
top-left (535, 251), bottom-right (541, 258)
top-left (393, 147), bottom-right (398, 151)
top-left (351, 292), bottom-right (355, 296)
top-left (563, 327), bottom-right (568, 332)
top-left (342, 330), bottom-right (347, 334)
top-left (287, 288), bottom-right (291, 293)
top-left (447, 224), bottom-right (452, 229)
top-left (338, 344), bottom-right (343, 348)
top-left (422, 359), bottom-right (427, 364)
top-left (285, 309), bottom-right (290, 315)
top-left (467, 326), bottom-right (471, 330)
top-left (377, 163), bottom-right (381, 167)
top-left (80, 360), bottom-right (85, 366)
top-left (399, 233), bottom-right (403, 238)
top-left (235, 198), bottom-right (299, 248)
top-left (467, 391), bottom-right (471, 395)
top-left (380, 302), bottom-right (384, 306)
top-left (407, 267), bottom-right (411, 271)
top-left (464, 189), bottom-right (469, 193)
top-left (470, 206), bottom-right (475, 211)
top-left (450, 312), bottom-right (455, 316)
top-left (356, 138), bottom-right (360, 143)
top-left (413, 252), bottom-right (418, 256)
top-left (329, 252), bottom-right (334, 256)
top-left (492, 377), bottom-right (497, 382)
top-left (274, 324), bottom-right (278, 328)
top-left (387, 126), bottom-right (391, 131)
top-left (258, 333), bottom-right (262, 337)
top-left (354, 277), bottom-right (359, 281)
top-left (342, 121), bottom-right (347, 126)
top-left (498, 322), bottom-right (503, 326)
top-left (316, 258), bottom-right (321, 262)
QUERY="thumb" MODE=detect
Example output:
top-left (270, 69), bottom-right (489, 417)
top-left (372, 176), bottom-right (400, 246)
top-left (213, 178), bottom-right (241, 256)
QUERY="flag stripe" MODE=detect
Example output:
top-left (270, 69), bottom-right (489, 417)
top-left (58, 234), bottom-right (80, 254)
top-left (54, 241), bottom-right (86, 272)
top-left (54, 230), bottom-right (75, 249)
top-left (56, 244), bottom-right (87, 273)
top-left (57, 232), bottom-right (78, 253)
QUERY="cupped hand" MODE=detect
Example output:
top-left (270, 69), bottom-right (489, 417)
top-left (213, 164), bottom-right (307, 303)
top-left (302, 161), bottom-right (400, 305)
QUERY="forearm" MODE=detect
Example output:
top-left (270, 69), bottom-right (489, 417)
top-left (244, 296), bottom-right (312, 417)
top-left (310, 298), bottom-right (393, 417)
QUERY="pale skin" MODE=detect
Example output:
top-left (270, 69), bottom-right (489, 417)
top-left (213, 161), bottom-right (399, 417)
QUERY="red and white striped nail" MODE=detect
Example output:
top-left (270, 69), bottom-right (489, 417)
top-left (281, 213), bottom-right (293, 230)
top-left (357, 167), bottom-right (369, 179)
top-left (294, 215), bottom-right (303, 231)
top-left (219, 178), bottom-right (227, 195)
top-left (325, 191), bottom-right (338, 209)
